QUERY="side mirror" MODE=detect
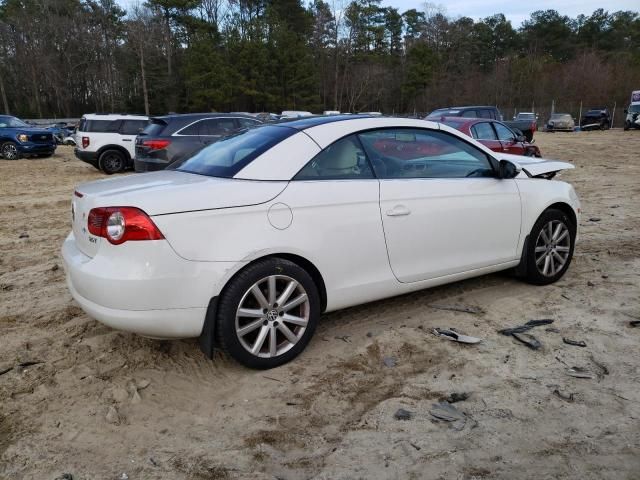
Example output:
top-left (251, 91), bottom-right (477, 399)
top-left (516, 134), bottom-right (526, 142)
top-left (499, 159), bottom-right (520, 179)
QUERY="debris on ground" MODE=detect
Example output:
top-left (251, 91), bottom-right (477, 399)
top-left (394, 408), bottom-right (413, 420)
top-left (545, 327), bottom-right (560, 333)
top-left (54, 474), bottom-right (73, 480)
top-left (105, 406), bottom-right (120, 425)
top-left (512, 332), bottom-right (542, 350)
top-left (429, 402), bottom-right (467, 431)
top-left (630, 320), bottom-right (640, 327)
top-left (428, 304), bottom-right (483, 315)
top-left (589, 217), bottom-right (601, 222)
top-left (18, 233), bottom-right (29, 238)
top-left (565, 367), bottom-right (596, 379)
top-left (444, 392), bottom-right (470, 403)
top-left (498, 319), bottom-right (554, 336)
top-left (334, 335), bottom-right (351, 343)
top-left (432, 328), bottom-right (482, 344)
top-left (589, 354), bottom-right (610, 377)
top-left (553, 389), bottom-right (575, 402)
top-left (587, 281), bottom-right (595, 287)
top-left (383, 356), bottom-right (397, 368)
top-left (51, 264), bottom-right (60, 271)
top-left (563, 338), bottom-right (587, 347)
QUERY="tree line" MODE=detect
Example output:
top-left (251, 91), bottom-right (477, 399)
top-left (0, 0), bottom-right (639, 121)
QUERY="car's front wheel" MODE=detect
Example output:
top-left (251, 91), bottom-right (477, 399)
top-left (1, 142), bottom-right (20, 160)
top-left (522, 209), bottom-right (575, 285)
top-left (216, 258), bottom-right (321, 369)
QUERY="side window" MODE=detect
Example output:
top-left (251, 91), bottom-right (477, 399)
top-left (494, 123), bottom-right (516, 141)
top-left (470, 122), bottom-right (497, 140)
top-left (201, 118), bottom-right (238, 136)
top-left (238, 118), bottom-right (261, 128)
top-left (178, 120), bottom-right (203, 136)
top-left (461, 110), bottom-right (477, 118)
top-left (358, 128), bottom-right (494, 179)
top-left (85, 120), bottom-right (121, 133)
top-left (120, 120), bottom-right (148, 135)
top-left (294, 135), bottom-right (374, 180)
top-left (477, 109), bottom-right (493, 119)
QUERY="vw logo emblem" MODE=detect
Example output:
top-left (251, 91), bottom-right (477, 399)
top-left (267, 310), bottom-right (279, 321)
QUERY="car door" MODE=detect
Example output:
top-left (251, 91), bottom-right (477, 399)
top-left (494, 122), bottom-right (524, 155)
top-left (470, 122), bottom-right (502, 153)
top-left (275, 134), bottom-right (391, 304)
top-left (358, 128), bottom-right (521, 283)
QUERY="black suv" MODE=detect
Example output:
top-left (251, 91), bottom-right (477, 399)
top-left (134, 113), bottom-right (262, 172)
top-left (580, 108), bottom-right (611, 131)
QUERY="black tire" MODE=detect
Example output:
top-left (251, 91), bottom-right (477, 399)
top-left (524, 131), bottom-right (534, 142)
top-left (521, 208), bottom-right (575, 285)
top-left (216, 258), bottom-right (321, 369)
top-left (99, 149), bottom-right (126, 174)
top-left (1, 141), bottom-right (20, 160)
top-left (624, 122), bottom-right (630, 131)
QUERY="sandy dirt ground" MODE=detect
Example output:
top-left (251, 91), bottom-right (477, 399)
top-left (1, 132), bottom-right (639, 480)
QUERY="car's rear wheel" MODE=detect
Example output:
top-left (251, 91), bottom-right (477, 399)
top-left (522, 209), bottom-right (575, 285)
top-left (99, 149), bottom-right (126, 174)
top-left (624, 121), bottom-right (630, 131)
top-left (216, 258), bottom-right (320, 369)
top-left (1, 142), bottom-right (20, 160)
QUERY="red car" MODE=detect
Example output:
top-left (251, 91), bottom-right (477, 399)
top-left (438, 117), bottom-right (541, 157)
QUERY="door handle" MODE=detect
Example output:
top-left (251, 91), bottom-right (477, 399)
top-left (386, 205), bottom-right (411, 216)
top-left (122, 139), bottom-right (132, 142)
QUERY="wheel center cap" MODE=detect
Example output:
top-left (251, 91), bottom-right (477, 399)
top-left (267, 309), bottom-right (279, 321)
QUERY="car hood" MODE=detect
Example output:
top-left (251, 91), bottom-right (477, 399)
top-left (74, 171), bottom-right (288, 216)
top-left (499, 153), bottom-right (574, 178)
top-left (12, 126), bottom-right (52, 135)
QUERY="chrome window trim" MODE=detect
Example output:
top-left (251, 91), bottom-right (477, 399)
top-left (173, 117), bottom-right (260, 137)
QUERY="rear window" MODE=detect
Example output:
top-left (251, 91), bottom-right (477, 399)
top-left (172, 125), bottom-right (296, 178)
top-left (141, 120), bottom-right (167, 136)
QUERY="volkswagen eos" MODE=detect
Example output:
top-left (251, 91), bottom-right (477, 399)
top-left (62, 116), bottom-right (580, 369)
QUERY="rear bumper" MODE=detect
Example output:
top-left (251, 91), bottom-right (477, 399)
top-left (134, 157), bottom-right (171, 172)
top-left (61, 232), bottom-right (238, 338)
top-left (74, 148), bottom-right (99, 167)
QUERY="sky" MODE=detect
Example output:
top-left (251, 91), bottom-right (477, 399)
top-left (116, 0), bottom-right (639, 27)
top-left (383, 0), bottom-right (639, 26)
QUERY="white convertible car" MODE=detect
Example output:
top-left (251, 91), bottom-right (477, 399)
top-left (62, 116), bottom-right (580, 369)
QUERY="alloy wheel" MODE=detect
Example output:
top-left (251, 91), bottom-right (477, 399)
top-left (534, 220), bottom-right (571, 277)
top-left (235, 274), bottom-right (310, 358)
top-left (2, 143), bottom-right (19, 160)
top-left (103, 154), bottom-right (123, 172)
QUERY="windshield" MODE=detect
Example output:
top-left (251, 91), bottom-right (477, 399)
top-left (427, 109), bottom-right (460, 119)
top-left (172, 125), bottom-right (296, 178)
top-left (0, 116), bottom-right (29, 128)
top-left (628, 104), bottom-right (640, 113)
top-left (551, 114), bottom-right (571, 120)
top-left (517, 113), bottom-right (535, 119)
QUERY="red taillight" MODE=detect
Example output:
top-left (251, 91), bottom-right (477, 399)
top-left (82, 136), bottom-right (90, 148)
top-left (87, 207), bottom-right (164, 245)
top-left (142, 139), bottom-right (171, 151)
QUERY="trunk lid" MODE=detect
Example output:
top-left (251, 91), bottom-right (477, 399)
top-left (71, 171), bottom-right (287, 257)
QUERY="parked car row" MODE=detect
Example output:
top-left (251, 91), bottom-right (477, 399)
top-left (0, 115), bottom-right (57, 159)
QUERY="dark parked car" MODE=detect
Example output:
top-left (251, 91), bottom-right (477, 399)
top-left (580, 107), bottom-right (611, 131)
top-left (134, 113), bottom-right (262, 172)
top-left (426, 106), bottom-right (537, 141)
top-left (0, 115), bottom-right (57, 160)
top-left (440, 117), bottom-right (541, 157)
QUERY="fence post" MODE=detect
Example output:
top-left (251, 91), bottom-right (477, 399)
top-left (611, 102), bottom-right (616, 128)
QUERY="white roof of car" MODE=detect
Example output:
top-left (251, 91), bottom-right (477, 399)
top-left (82, 113), bottom-right (149, 120)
